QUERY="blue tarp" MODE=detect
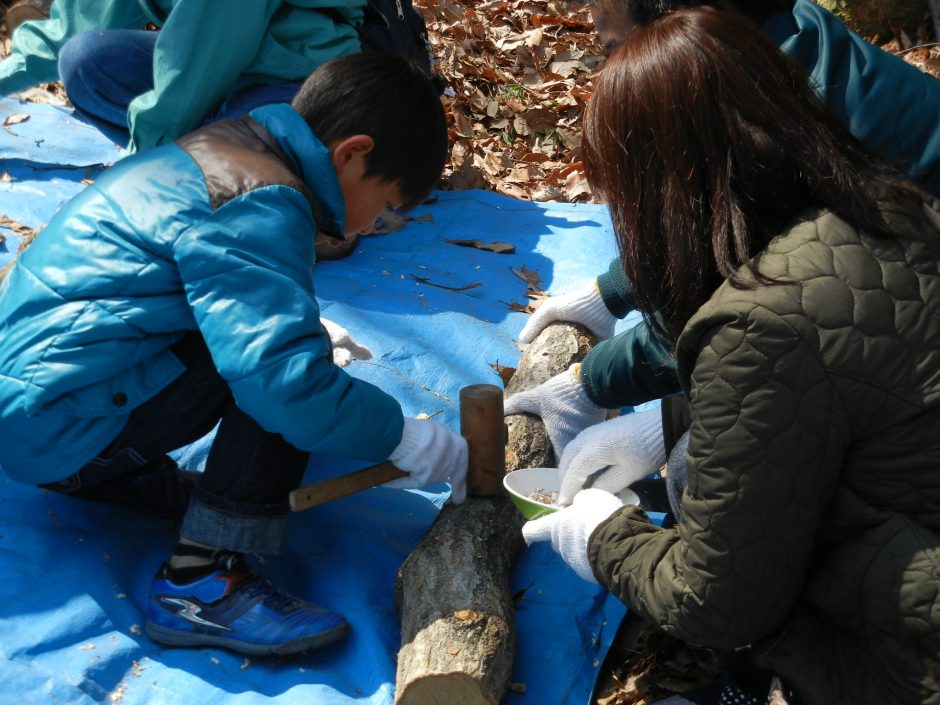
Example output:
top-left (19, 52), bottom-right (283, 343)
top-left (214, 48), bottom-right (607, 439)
top-left (0, 98), bottom-right (646, 705)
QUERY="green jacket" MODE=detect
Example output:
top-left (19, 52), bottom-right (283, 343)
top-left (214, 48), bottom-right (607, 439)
top-left (588, 197), bottom-right (940, 704)
top-left (580, 0), bottom-right (940, 409)
top-left (0, 0), bottom-right (365, 152)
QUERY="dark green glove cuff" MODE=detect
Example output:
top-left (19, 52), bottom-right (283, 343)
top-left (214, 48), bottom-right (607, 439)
top-left (596, 257), bottom-right (636, 318)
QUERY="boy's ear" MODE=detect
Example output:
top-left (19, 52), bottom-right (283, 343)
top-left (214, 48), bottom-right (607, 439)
top-left (330, 135), bottom-right (375, 171)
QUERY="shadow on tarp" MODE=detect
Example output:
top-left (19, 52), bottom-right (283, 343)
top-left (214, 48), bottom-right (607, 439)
top-left (0, 97), bottom-right (633, 705)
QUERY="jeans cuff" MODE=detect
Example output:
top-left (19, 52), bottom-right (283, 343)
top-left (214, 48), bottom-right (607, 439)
top-left (180, 497), bottom-right (287, 555)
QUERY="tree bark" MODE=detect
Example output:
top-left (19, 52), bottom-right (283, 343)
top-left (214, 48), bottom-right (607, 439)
top-left (394, 496), bottom-right (524, 705)
top-left (393, 322), bottom-right (597, 705)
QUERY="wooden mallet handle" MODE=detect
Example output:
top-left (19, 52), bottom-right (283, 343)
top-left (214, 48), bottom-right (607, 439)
top-left (289, 460), bottom-right (407, 511)
top-left (289, 383), bottom-right (506, 511)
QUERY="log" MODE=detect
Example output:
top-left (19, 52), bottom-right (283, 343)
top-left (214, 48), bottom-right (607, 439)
top-left (393, 322), bottom-right (597, 705)
top-left (394, 496), bottom-right (524, 705)
top-left (505, 322), bottom-right (598, 470)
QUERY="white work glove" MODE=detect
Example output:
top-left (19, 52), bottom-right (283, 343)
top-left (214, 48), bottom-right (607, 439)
top-left (557, 407), bottom-right (665, 506)
top-left (385, 417), bottom-right (469, 504)
top-left (504, 364), bottom-right (609, 462)
top-left (321, 318), bottom-right (373, 367)
top-left (518, 280), bottom-right (619, 344)
top-left (522, 488), bottom-right (624, 583)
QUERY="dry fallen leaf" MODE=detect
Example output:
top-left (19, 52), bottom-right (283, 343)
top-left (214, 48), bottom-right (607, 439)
top-left (510, 264), bottom-right (542, 289)
top-left (410, 274), bottom-right (481, 292)
top-left (506, 300), bottom-right (536, 313)
top-left (446, 238), bottom-right (515, 254)
top-left (3, 113), bottom-right (29, 126)
top-left (490, 362), bottom-right (515, 387)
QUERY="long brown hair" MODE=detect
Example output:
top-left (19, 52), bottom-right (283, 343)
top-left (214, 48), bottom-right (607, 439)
top-left (583, 7), bottom-right (917, 339)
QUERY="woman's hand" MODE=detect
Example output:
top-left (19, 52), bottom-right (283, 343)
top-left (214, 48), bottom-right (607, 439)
top-left (521, 488), bottom-right (624, 582)
top-left (518, 280), bottom-right (619, 344)
top-left (503, 364), bottom-right (610, 462)
top-left (557, 408), bottom-right (665, 505)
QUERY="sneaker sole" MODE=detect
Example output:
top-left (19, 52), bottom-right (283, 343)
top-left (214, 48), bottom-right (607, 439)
top-left (144, 619), bottom-right (350, 655)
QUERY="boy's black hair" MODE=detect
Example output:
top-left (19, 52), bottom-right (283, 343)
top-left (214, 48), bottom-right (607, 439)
top-left (292, 52), bottom-right (448, 211)
top-left (594, 0), bottom-right (795, 26)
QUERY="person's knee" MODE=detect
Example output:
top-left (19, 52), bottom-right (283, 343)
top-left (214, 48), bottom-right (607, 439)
top-left (57, 30), bottom-right (105, 95)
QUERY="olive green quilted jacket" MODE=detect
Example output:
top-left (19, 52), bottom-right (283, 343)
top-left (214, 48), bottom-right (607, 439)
top-left (588, 196), bottom-right (940, 704)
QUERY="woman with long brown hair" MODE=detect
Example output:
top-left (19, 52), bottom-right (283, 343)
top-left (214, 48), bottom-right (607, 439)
top-left (522, 8), bottom-right (940, 704)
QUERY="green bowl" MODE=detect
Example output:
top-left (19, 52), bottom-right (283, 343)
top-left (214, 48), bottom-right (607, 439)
top-left (503, 467), bottom-right (561, 519)
top-left (503, 467), bottom-right (644, 519)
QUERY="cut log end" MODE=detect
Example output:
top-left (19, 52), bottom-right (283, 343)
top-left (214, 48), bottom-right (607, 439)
top-left (397, 673), bottom-right (497, 705)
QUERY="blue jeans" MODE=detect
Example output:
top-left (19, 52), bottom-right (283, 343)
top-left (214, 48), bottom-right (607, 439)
top-left (46, 333), bottom-right (310, 555)
top-left (58, 29), bottom-right (302, 145)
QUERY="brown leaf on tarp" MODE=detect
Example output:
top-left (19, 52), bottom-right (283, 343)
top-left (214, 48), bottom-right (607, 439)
top-left (506, 300), bottom-right (536, 313)
top-left (446, 238), bottom-right (515, 254)
top-left (526, 291), bottom-right (550, 306)
top-left (490, 362), bottom-right (515, 387)
top-left (410, 274), bottom-right (481, 292)
top-left (0, 215), bottom-right (36, 249)
top-left (510, 264), bottom-right (543, 289)
top-left (366, 210), bottom-right (433, 235)
top-left (3, 113), bottom-right (29, 126)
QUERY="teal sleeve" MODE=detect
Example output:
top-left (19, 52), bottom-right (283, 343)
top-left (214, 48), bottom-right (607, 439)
top-left (580, 319), bottom-right (680, 407)
top-left (126, 0), bottom-right (282, 153)
top-left (596, 257), bottom-right (636, 318)
top-left (173, 185), bottom-right (404, 460)
top-left (0, 0), bottom-right (148, 96)
top-left (763, 0), bottom-right (940, 197)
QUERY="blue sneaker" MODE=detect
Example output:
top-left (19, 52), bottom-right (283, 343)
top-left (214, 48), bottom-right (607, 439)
top-left (144, 554), bottom-right (349, 655)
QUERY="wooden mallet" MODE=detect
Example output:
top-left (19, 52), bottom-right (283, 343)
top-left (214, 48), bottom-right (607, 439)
top-left (289, 384), bottom-right (506, 511)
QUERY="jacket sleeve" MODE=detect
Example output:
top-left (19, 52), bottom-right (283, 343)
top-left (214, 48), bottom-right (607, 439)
top-left (588, 304), bottom-right (848, 650)
top-left (0, 0), bottom-right (147, 96)
top-left (596, 257), bottom-right (636, 317)
top-left (126, 0), bottom-right (282, 153)
top-left (763, 0), bottom-right (940, 198)
top-left (171, 184), bottom-right (404, 461)
top-left (579, 318), bottom-right (680, 407)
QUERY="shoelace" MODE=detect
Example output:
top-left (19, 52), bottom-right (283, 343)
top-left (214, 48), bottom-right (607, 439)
top-left (210, 551), bottom-right (301, 611)
top-left (244, 575), bottom-right (300, 611)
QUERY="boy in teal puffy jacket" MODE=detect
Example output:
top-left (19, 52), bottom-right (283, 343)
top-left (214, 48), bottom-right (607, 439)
top-left (0, 53), bottom-right (466, 656)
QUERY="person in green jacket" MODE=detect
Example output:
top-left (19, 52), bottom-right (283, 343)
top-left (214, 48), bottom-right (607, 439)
top-left (523, 8), bottom-right (940, 703)
top-left (506, 0), bottom-right (940, 472)
top-left (0, 0), bottom-right (367, 154)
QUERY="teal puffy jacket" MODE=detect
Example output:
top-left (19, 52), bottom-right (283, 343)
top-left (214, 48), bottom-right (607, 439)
top-left (0, 104), bottom-right (403, 484)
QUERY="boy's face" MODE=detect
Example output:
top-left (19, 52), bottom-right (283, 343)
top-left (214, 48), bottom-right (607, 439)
top-left (332, 135), bottom-right (404, 237)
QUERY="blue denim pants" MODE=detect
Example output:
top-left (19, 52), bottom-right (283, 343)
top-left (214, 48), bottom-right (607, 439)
top-left (47, 333), bottom-right (310, 555)
top-left (57, 29), bottom-right (302, 144)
